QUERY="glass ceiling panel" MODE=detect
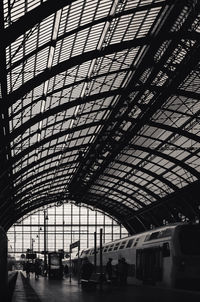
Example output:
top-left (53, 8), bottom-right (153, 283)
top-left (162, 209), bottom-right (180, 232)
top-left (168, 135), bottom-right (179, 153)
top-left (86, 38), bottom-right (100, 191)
top-left (1, 0), bottom-right (199, 232)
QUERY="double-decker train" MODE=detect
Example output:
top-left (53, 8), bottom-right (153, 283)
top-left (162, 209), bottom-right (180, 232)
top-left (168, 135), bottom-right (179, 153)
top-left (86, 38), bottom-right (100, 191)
top-left (69, 223), bottom-right (200, 290)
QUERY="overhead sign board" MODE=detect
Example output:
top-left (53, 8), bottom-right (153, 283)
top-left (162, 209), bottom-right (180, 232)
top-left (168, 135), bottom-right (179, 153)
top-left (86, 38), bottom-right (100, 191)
top-left (70, 240), bottom-right (80, 250)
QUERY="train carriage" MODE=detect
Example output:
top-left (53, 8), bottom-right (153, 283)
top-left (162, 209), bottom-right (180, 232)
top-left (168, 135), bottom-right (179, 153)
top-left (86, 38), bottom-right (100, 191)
top-left (78, 223), bottom-right (200, 289)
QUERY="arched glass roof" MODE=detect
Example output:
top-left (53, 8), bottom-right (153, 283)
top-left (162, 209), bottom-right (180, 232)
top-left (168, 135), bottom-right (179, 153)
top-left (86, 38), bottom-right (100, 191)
top-left (0, 0), bottom-right (200, 232)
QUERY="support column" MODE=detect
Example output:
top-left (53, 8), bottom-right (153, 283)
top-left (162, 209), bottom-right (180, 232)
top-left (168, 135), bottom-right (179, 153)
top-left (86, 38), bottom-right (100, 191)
top-left (0, 227), bottom-right (8, 301)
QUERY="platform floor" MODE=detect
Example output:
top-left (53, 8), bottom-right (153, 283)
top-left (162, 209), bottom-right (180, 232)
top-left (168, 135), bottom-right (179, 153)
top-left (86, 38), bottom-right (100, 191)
top-left (12, 271), bottom-right (200, 302)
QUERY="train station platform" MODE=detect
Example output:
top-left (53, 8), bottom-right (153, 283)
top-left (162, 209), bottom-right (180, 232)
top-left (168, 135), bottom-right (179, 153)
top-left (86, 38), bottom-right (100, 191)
top-left (12, 271), bottom-right (200, 302)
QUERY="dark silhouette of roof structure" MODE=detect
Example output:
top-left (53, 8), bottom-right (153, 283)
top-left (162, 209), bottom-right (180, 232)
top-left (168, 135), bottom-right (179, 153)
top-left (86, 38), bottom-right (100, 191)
top-left (0, 0), bottom-right (200, 233)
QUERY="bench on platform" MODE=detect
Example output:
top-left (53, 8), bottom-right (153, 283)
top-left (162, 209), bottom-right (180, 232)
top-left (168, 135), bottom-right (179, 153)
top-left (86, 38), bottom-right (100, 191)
top-left (81, 279), bottom-right (97, 290)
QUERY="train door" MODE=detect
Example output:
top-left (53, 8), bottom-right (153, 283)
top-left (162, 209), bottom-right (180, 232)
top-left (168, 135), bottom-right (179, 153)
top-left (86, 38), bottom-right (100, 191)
top-left (136, 247), bottom-right (162, 284)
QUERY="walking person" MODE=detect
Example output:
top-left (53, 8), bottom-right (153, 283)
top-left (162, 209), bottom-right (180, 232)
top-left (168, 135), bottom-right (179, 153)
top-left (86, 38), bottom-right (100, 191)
top-left (80, 257), bottom-right (94, 280)
top-left (118, 258), bottom-right (128, 285)
top-left (34, 259), bottom-right (40, 280)
top-left (25, 261), bottom-right (30, 279)
top-left (105, 258), bottom-right (113, 282)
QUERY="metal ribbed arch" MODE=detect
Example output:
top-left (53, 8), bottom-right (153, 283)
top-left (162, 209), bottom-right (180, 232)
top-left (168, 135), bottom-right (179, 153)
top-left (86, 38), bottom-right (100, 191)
top-left (122, 140), bottom-right (191, 181)
top-left (9, 69), bottom-right (128, 121)
top-left (67, 9), bottom-right (200, 206)
top-left (8, 89), bottom-right (122, 143)
top-left (17, 192), bottom-right (134, 222)
top-left (121, 149), bottom-right (190, 186)
top-left (14, 175), bottom-right (74, 204)
top-left (148, 121), bottom-right (200, 144)
top-left (15, 180), bottom-right (141, 212)
top-left (14, 169), bottom-right (75, 200)
top-left (13, 140), bottom-right (90, 180)
top-left (129, 144), bottom-right (200, 179)
top-left (102, 172), bottom-right (160, 200)
top-left (1, 0), bottom-right (200, 232)
top-left (4, 120), bottom-right (104, 174)
top-left (103, 165), bottom-right (171, 197)
top-left (114, 159), bottom-right (178, 191)
top-left (4, 0), bottom-right (76, 47)
top-left (11, 107), bottom-right (109, 151)
top-left (91, 183), bottom-right (146, 209)
top-left (14, 156), bottom-right (77, 188)
top-left (84, 192), bottom-right (134, 215)
top-left (6, 39), bottom-right (147, 107)
top-left (7, 3), bottom-right (165, 72)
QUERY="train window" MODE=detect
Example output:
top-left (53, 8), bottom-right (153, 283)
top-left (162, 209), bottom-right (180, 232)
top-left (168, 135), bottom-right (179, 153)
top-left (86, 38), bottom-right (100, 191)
top-left (126, 239), bottom-right (134, 248)
top-left (144, 234), bottom-right (151, 241)
top-left (108, 244), bottom-right (114, 251)
top-left (114, 242), bottom-right (120, 250)
top-left (103, 246), bottom-right (109, 253)
top-left (149, 232), bottom-right (159, 240)
top-left (162, 242), bottom-right (170, 257)
top-left (134, 238), bottom-right (139, 246)
top-left (119, 241), bottom-right (127, 249)
top-left (158, 228), bottom-right (172, 238)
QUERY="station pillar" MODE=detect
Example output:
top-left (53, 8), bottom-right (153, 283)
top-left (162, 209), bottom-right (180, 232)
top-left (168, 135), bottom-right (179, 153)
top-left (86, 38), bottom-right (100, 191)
top-left (0, 226), bottom-right (8, 301)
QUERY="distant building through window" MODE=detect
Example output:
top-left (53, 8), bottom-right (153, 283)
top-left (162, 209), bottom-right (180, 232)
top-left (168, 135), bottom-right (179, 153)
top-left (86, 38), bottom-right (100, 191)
top-left (7, 202), bottom-right (128, 260)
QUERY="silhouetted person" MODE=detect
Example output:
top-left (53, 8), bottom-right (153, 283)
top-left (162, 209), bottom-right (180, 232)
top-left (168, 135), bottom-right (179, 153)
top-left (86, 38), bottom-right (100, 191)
top-left (34, 259), bottom-right (40, 280)
top-left (80, 257), bottom-right (94, 280)
top-left (25, 261), bottom-right (30, 279)
top-left (106, 258), bottom-right (113, 281)
top-left (118, 258), bottom-right (128, 285)
top-left (64, 264), bottom-right (69, 276)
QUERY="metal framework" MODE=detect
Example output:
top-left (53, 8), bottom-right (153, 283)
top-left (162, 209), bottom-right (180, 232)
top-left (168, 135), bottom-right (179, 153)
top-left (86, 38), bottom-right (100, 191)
top-left (0, 0), bottom-right (200, 233)
top-left (7, 202), bottom-right (128, 257)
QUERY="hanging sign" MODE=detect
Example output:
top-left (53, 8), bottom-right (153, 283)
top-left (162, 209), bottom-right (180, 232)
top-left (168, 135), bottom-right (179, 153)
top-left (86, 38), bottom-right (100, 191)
top-left (70, 240), bottom-right (80, 250)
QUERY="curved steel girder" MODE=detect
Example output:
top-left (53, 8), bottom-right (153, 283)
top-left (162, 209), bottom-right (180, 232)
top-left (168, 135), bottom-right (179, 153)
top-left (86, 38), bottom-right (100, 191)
top-left (8, 88), bottom-right (122, 143)
top-left (0, 120), bottom-right (104, 180)
top-left (148, 120), bottom-right (200, 144)
top-left (4, 0), bottom-right (76, 47)
top-left (14, 191), bottom-right (135, 227)
top-left (129, 180), bottom-right (200, 223)
top-left (11, 105), bottom-right (110, 151)
top-left (6, 39), bottom-right (148, 107)
top-left (175, 89), bottom-right (200, 100)
top-left (12, 140), bottom-right (175, 196)
top-left (12, 121), bottom-right (103, 167)
top-left (12, 120), bottom-right (188, 186)
top-left (121, 137), bottom-right (190, 184)
top-left (9, 69), bottom-right (128, 121)
top-left (90, 182), bottom-right (146, 208)
top-left (129, 144), bottom-right (200, 179)
top-left (13, 161), bottom-right (150, 209)
top-left (7, 2), bottom-right (165, 72)
top-left (14, 168), bottom-right (75, 198)
top-left (7, 29), bottom-right (198, 110)
top-left (14, 175), bottom-right (143, 211)
top-left (103, 167), bottom-right (169, 198)
top-left (67, 7), bottom-right (200, 195)
top-left (114, 159), bottom-right (177, 191)
top-left (13, 140), bottom-right (89, 181)
top-left (84, 192), bottom-right (134, 216)
top-left (102, 172), bottom-right (159, 201)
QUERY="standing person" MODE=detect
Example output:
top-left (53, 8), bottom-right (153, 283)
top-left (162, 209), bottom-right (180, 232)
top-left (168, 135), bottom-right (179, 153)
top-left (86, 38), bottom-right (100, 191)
top-left (25, 261), bottom-right (30, 279)
top-left (105, 258), bottom-right (113, 281)
top-left (64, 264), bottom-right (69, 276)
top-left (34, 259), bottom-right (40, 280)
top-left (118, 258), bottom-right (128, 285)
top-left (80, 257), bottom-right (94, 280)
